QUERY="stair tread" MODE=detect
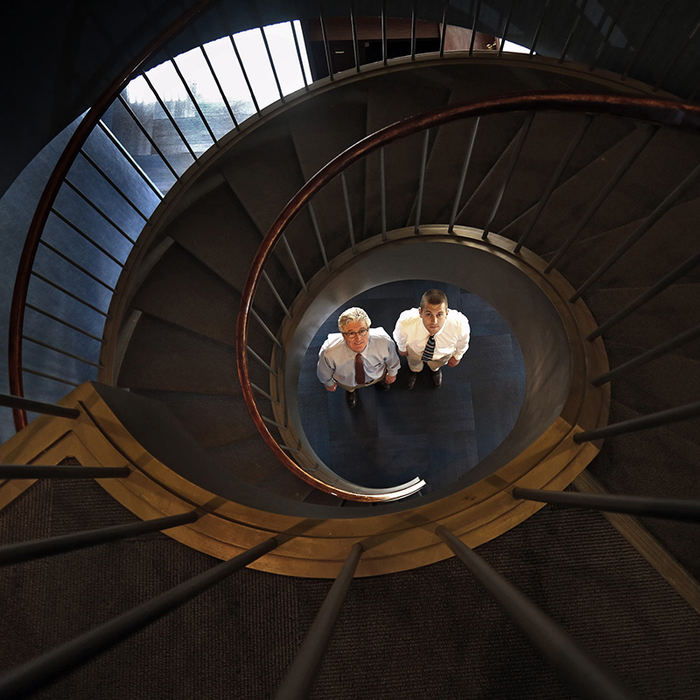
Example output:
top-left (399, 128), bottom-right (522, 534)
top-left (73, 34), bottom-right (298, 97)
top-left (206, 437), bottom-right (292, 488)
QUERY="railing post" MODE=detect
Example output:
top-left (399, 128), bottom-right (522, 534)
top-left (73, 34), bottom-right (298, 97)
top-left (275, 544), bottom-right (363, 699)
top-left (436, 526), bottom-right (636, 700)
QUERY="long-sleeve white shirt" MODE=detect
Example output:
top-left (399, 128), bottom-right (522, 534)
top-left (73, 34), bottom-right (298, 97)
top-left (316, 327), bottom-right (400, 388)
top-left (392, 308), bottom-right (470, 362)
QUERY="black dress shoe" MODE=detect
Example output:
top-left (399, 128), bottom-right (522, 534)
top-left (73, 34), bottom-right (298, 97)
top-left (432, 368), bottom-right (442, 388)
top-left (346, 390), bottom-right (358, 408)
top-left (407, 372), bottom-right (418, 390)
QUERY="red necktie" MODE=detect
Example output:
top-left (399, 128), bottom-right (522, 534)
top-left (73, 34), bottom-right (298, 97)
top-left (355, 353), bottom-right (365, 385)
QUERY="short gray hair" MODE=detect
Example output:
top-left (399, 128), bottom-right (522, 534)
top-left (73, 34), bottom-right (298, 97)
top-left (338, 307), bottom-right (371, 332)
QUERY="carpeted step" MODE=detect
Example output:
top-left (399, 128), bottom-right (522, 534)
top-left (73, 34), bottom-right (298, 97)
top-left (118, 314), bottom-right (239, 394)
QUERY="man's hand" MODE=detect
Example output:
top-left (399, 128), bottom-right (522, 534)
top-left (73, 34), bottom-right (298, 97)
top-left (385, 374), bottom-right (397, 385)
top-left (398, 350), bottom-right (408, 356)
top-left (447, 356), bottom-right (460, 367)
top-left (325, 382), bottom-right (338, 392)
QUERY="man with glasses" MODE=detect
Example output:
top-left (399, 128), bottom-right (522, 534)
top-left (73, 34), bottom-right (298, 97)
top-left (393, 289), bottom-right (470, 389)
top-left (317, 307), bottom-right (400, 408)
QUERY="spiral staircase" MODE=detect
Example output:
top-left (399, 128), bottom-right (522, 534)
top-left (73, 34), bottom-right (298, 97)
top-left (1, 2), bottom-right (699, 698)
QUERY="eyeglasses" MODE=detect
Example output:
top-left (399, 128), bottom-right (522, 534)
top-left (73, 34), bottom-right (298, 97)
top-left (342, 328), bottom-right (369, 339)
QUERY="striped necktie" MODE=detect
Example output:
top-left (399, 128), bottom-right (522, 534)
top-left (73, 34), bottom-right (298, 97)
top-left (355, 353), bottom-right (366, 385)
top-left (421, 335), bottom-right (435, 362)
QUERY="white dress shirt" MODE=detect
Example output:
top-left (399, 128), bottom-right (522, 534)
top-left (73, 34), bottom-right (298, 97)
top-left (317, 327), bottom-right (400, 388)
top-left (393, 308), bottom-right (470, 362)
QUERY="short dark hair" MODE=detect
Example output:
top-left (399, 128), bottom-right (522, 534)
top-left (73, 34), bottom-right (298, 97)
top-left (420, 288), bottom-right (448, 309)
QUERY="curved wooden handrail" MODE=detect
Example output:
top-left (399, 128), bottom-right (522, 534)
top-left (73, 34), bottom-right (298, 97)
top-left (7, 0), bottom-right (214, 431)
top-left (236, 91), bottom-right (700, 500)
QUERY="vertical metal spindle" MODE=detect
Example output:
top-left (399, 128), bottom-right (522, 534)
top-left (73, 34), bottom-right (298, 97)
top-left (437, 527), bottom-right (636, 700)
top-left (199, 44), bottom-right (239, 128)
top-left (247, 345), bottom-right (277, 376)
top-left (141, 72), bottom-right (197, 159)
top-left (25, 304), bottom-right (103, 343)
top-left (654, 16), bottom-right (700, 92)
top-left (589, 2), bottom-right (627, 71)
top-left (592, 324), bottom-right (700, 386)
top-left (280, 234), bottom-right (307, 292)
top-left (587, 251), bottom-right (700, 340)
top-left (410, 4), bottom-right (417, 60)
top-left (96, 120), bottom-right (164, 200)
top-left (229, 34), bottom-right (261, 113)
top-left (350, 2), bottom-right (360, 71)
top-left (558, 0), bottom-right (588, 63)
top-left (50, 208), bottom-right (125, 268)
top-left (170, 58), bottom-right (218, 143)
top-left (319, 9), bottom-right (334, 80)
top-left (571, 157), bottom-right (700, 300)
top-left (469, 0), bottom-right (482, 56)
top-left (513, 115), bottom-right (591, 253)
top-left (529, 0), bottom-right (552, 55)
top-left (546, 125), bottom-right (656, 274)
top-left (621, 0), bottom-right (672, 80)
top-left (275, 544), bottom-right (363, 699)
top-left (262, 270), bottom-right (291, 318)
top-left (439, 3), bottom-right (448, 57)
top-left (449, 117), bottom-right (480, 233)
top-left (414, 130), bottom-right (430, 234)
top-left (498, 0), bottom-right (515, 56)
top-left (291, 21), bottom-right (310, 89)
top-left (116, 95), bottom-right (181, 181)
top-left (381, 0), bottom-right (388, 64)
top-left (260, 26), bottom-right (285, 102)
top-left (482, 113), bottom-right (533, 240)
top-left (307, 203), bottom-right (329, 270)
top-left (380, 147), bottom-right (387, 241)
top-left (340, 172), bottom-right (356, 252)
top-left (251, 308), bottom-right (282, 347)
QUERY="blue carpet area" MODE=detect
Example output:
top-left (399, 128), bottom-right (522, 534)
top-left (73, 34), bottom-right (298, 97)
top-left (297, 280), bottom-right (526, 493)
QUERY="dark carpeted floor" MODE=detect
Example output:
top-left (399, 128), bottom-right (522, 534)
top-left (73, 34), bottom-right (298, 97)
top-left (297, 280), bottom-right (526, 492)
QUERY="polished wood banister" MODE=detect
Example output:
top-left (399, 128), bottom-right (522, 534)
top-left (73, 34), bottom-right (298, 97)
top-left (235, 91), bottom-right (700, 502)
top-left (7, 0), bottom-right (214, 432)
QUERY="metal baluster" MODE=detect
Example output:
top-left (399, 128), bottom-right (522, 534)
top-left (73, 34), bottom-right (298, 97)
top-left (449, 117), bottom-right (480, 233)
top-left (275, 544), bottom-right (363, 700)
top-left (280, 234), bottom-right (307, 291)
top-left (291, 20), bottom-right (310, 89)
top-left (414, 130), bottom-right (430, 234)
top-left (350, 2), bottom-right (360, 71)
top-left (574, 401), bottom-right (700, 442)
top-left (529, 0), bottom-right (552, 55)
top-left (439, 3), bottom-right (448, 57)
top-left (31, 272), bottom-right (108, 317)
top-left (0, 538), bottom-right (280, 699)
top-left (482, 113), bottom-right (534, 240)
top-left (513, 115), bottom-right (591, 252)
top-left (545, 125), bottom-right (656, 274)
top-left (250, 382), bottom-right (273, 401)
top-left (229, 34), bottom-right (261, 113)
top-left (49, 209), bottom-right (126, 268)
top-left (469, 0), bottom-right (481, 56)
top-left (341, 172), bottom-right (356, 252)
top-left (380, 147), bottom-right (387, 241)
top-left (23, 336), bottom-right (100, 368)
top-left (96, 120), bottom-right (164, 199)
top-left (62, 179), bottom-right (137, 244)
top-left (589, 2), bottom-right (627, 71)
top-left (437, 526), bottom-right (636, 700)
top-left (594, 260), bottom-right (690, 336)
top-left (498, 0), bottom-right (515, 56)
top-left (381, 0), bottom-right (388, 64)
top-left (0, 393), bottom-right (80, 419)
top-left (570, 158), bottom-right (700, 301)
top-left (307, 202), bottom-right (329, 270)
top-left (38, 240), bottom-right (115, 291)
top-left (621, 0), bottom-right (672, 80)
top-left (170, 57), bottom-right (218, 143)
top-left (26, 304), bottom-right (103, 343)
top-left (247, 345), bottom-right (277, 376)
top-left (410, 4), bottom-right (417, 60)
top-left (513, 487), bottom-right (700, 523)
top-left (141, 72), bottom-right (197, 159)
top-left (0, 511), bottom-right (200, 565)
top-left (592, 325), bottom-right (700, 386)
top-left (199, 44), bottom-right (239, 128)
top-left (319, 8), bottom-right (334, 80)
top-left (22, 368), bottom-right (80, 387)
top-left (262, 270), bottom-right (292, 319)
top-left (654, 15), bottom-right (700, 93)
top-left (260, 26), bottom-right (285, 102)
top-left (262, 414), bottom-right (286, 430)
top-left (0, 465), bottom-right (130, 479)
top-left (251, 308), bottom-right (282, 347)
top-left (116, 95), bottom-right (181, 181)
top-left (559, 0), bottom-right (588, 63)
